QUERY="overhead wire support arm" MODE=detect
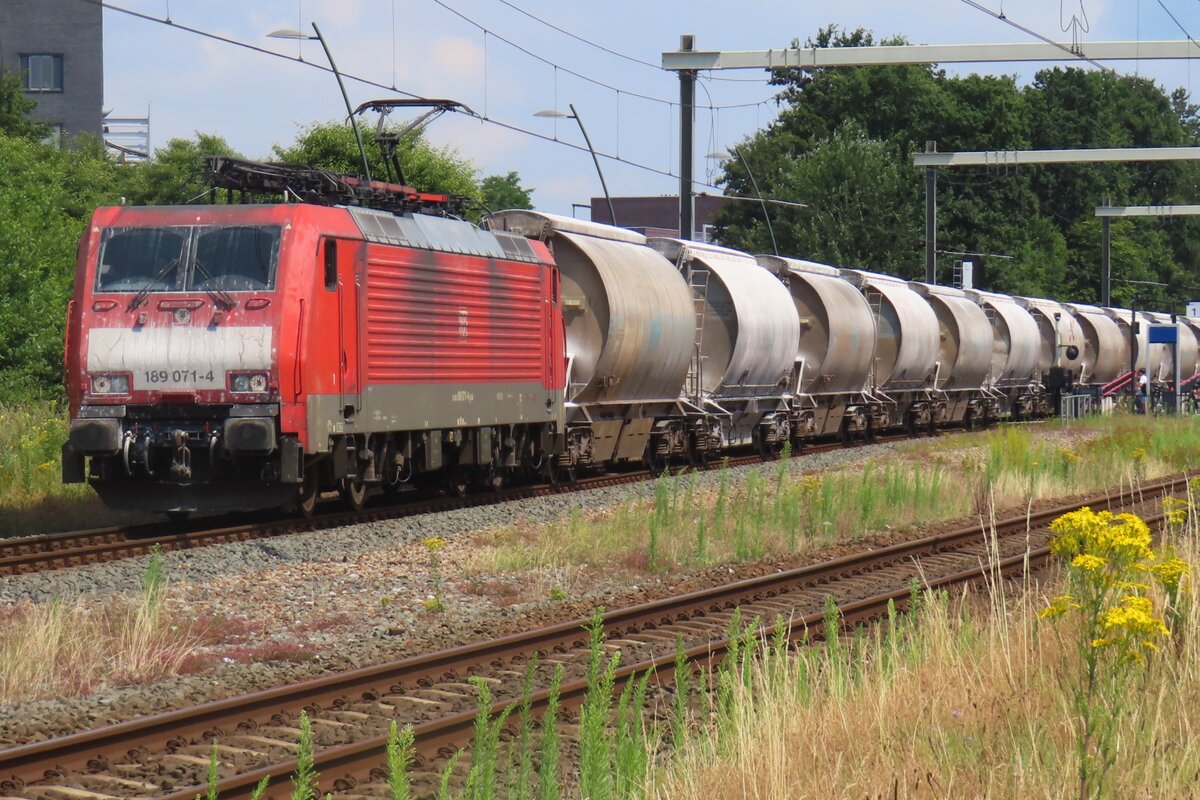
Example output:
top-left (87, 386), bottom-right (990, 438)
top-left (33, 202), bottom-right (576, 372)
top-left (661, 40), bottom-right (1199, 70)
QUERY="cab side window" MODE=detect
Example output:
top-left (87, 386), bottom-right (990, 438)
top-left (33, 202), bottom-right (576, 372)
top-left (323, 240), bottom-right (338, 291)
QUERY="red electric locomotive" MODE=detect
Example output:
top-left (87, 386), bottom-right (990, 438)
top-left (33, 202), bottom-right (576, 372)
top-left (63, 159), bottom-right (566, 516)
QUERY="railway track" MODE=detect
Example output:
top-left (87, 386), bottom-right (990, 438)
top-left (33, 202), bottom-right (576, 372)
top-left (0, 432), bottom-right (924, 578)
top-left (0, 471), bottom-right (1180, 800)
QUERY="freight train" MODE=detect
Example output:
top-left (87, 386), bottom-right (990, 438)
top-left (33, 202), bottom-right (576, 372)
top-left (61, 157), bottom-right (1196, 516)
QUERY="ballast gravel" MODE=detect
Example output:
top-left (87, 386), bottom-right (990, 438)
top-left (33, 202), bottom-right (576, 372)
top-left (0, 444), bottom-right (900, 606)
top-left (1, 432), bottom-right (1088, 747)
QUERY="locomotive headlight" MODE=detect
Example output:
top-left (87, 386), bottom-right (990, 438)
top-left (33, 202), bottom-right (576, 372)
top-left (90, 374), bottom-right (129, 394)
top-left (229, 372), bottom-right (269, 393)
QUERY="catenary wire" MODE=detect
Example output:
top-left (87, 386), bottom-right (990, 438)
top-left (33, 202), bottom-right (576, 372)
top-left (958, 0), bottom-right (1113, 71)
top-left (429, 0), bottom-right (769, 110)
top-left (1155, 0), bottom-right (1200, 50)
top-left (77, 0), bottom-right (740, 191)
top-left (492, 0), bottom-right (769, 85)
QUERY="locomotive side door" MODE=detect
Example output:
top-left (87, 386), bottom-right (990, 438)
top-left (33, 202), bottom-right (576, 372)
top-left (331, 238), bottom-right (362, 418)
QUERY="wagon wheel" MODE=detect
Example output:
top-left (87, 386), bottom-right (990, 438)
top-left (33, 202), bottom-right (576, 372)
top-left (644, 445), bottom-right (667, 476)
top-left (838, 418), bottom-right (852, 447)
top-left (339, 475), bottom-right (367, 512)
top-left (545, 456), bottom-right (577, 487)
top-left (484, 464), bottom-right (506, 492)
top-left (449, 467), bottom-right (471, 498)
top-left (963, 408), bottom-right (977, 432)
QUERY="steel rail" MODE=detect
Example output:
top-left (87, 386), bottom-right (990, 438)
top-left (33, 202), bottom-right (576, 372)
top-left (0, 472), bottom-right (1182, 798)
top-left (0, 434), bottom-right (920, 577)
top-left (157, 520), bottom-right (1127, 800)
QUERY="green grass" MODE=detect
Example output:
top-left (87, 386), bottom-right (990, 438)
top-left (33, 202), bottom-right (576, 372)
top-left (468, 414), bottom-right (1200, 587)
top-left (0, 402), bottom-right (147, 537)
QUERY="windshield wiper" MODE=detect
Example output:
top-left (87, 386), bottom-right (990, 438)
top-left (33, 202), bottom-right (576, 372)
top-left (127, 256), bottom-right (182, 311)
top-left (190, 258), bottom-right (237, 311)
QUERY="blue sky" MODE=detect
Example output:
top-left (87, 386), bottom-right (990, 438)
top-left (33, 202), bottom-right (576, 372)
top-left (100, 0), bottom-right (1200, 215)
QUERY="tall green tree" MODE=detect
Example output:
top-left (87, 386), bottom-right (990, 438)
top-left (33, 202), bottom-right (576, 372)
top-left (114, 133), bottom-right (240, 206)
top-left (480, 171), bottom-right (534, 212)
top-left (272, 121), bottom-right (480, 201)
top-left (0, 70), bottom-right (49, 140)
top-left (0, 134), bottom-right (119, 399)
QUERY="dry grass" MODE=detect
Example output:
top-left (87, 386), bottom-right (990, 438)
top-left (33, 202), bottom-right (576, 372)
top-left (649, 501), bottom-right (1200, 799)
top-left (466, 415), bottom-right (1200, 586)
top-left (0, 592), bottom-right (205, 703)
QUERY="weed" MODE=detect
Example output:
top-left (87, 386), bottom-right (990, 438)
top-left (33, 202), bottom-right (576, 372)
top-left (538, 664), bottom-right (563, 800)
top-left (142, 544), bottom-right (167, 605)
top-left (579, 608), bottom-right (621, 799)
top-left (385, 720), bottom-right (414, 800)
top-left (291, 710), bottom-right (319, 800)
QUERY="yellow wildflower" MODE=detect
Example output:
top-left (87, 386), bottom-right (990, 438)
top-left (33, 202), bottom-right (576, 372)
top-left (1039, 593), bottom-right (1079, 620)
top-left (1163, 496), bottom-right (1190, 526)
top-left (1093, 594), bottom-right (1169, 654)
top-left (1148, 557), bottom-right (1189, 593)
top-left (1131, 447), bottom-right (1147, 462)
top-left (1059, 447), bottom-right (1081, 464)
top-left (423, 536), bottom-right (447, 552)
top-left (1071, 553), bottom-right (1107, 573)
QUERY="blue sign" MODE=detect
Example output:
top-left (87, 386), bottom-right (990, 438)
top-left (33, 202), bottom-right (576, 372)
top-left (1149, 324), bottom-right (1178, 344)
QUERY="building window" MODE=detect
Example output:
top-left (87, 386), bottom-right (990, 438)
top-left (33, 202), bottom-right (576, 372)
top-left (20, 54), bottom-right (64, 93)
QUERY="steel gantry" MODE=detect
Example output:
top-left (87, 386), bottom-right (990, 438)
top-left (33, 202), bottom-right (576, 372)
top-left (662, 36), bottom-right (1199, 262)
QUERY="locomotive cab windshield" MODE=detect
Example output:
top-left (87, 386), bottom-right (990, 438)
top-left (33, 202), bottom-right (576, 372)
top-left (96, 224), bottom-right (281, 296)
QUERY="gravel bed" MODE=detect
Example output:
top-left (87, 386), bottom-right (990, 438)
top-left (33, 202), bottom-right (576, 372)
top-left (0, 442), bottom-right (902, 746)
top-left (0, 443), bottom-right (897, 605)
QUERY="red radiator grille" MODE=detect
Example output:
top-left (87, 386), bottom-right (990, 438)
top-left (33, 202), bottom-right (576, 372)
top-left (364, 246), bottom-right (550, 384)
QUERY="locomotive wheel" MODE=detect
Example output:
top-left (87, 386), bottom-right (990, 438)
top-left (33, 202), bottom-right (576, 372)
top-left (294, 466), bottom-right (320, 518)
top-left (340, 475), bottom-right (367, 512)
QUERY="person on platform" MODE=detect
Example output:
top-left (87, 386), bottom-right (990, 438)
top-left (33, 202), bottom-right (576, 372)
top-left (1136, 367), bottom-right (1149, 414)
